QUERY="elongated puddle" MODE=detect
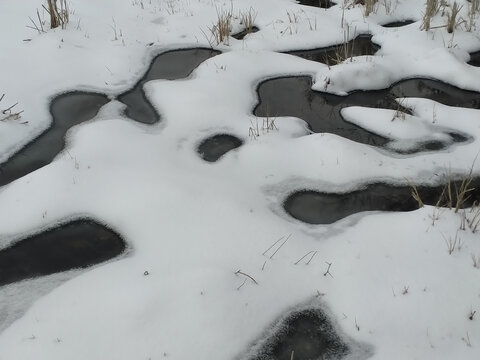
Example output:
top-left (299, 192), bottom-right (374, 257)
top-left (118, 48), bottom-right (220, 123)
top-left (255, 76), bottom-right (480, 148)
top-left (197, 134), bottom-right (243, 162)
top-left (0, 220), bottom-right (126, 286)
top-left (232, 27), bottom-right (260, 40)
top-left (248, 308), bottom-right (370, 360)
top-left (0, 48), bottom-right (220, 187)
top-left (285, 179), bottom-right (480, 224)
top-left (297, 0), bottom-right (335, 8)
top-left (0, 92), bottom-right (109, 187)
top-left (381, 20), bottom-right (415, 27)
top-left (287, 35), bottom-right (379, 65)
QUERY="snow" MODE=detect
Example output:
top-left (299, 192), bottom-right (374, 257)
top-left (1, 0), bottom-right (480, 359)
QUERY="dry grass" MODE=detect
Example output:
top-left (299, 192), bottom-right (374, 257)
top-left (447, 2), bottom-right (463, 33)
top-left (467, 0), bottom-right (480, 31)
top-left (208, 8), bottom-right (232, 45)
top-left (442, 231), bottom-right (461, 255)
top-left (364, 0), bottom-right (378, 17)
top-left (0, 94), bottom-right (24, 121)
top-left (327, 26), bottom-right (357, 65)
top-left (239, 7), bottom-right (257, 34)
top-left (45, 0), bottom-right (70, 29)
top-left (421, 0), bottom-right (440, 30)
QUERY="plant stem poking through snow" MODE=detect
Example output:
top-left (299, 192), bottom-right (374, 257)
top-left (262, 234), bottom-right (291, 259)
top-left (45, 0), bottom-right (69, 30)
top-left (294, 251), bottom-right (318, 265)
top-left (234, 270), bottom-right (258, 287)
top-left (468, 308), bottom-right (476, 320)
top-left (323, 262), bottom-right (333, 278)
top-left (446, 2), bottom-right (463, 33)
top-left (421, 0), bottom-right (440, 31)
top-left (0, 94), bottom-right (24, 121)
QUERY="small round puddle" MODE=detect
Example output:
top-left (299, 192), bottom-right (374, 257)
top-left (0, 220), bottom-right (126, 286)
top-left (197, 134), bottom-right (243, 162)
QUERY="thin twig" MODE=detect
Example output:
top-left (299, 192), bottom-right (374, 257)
top-left (270, 234), bottom-right (291, 259)
top-left (235, 270), bottom-right (258, 284)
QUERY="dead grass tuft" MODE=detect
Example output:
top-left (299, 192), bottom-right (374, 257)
top-left (421, 0), bottom-right (440, 31)
top-left (45, 0), bottom-right (70, 29)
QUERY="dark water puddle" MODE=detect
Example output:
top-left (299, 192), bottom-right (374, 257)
top-left (232, 26), bottom-right (260, 40)
top-left (468, 50), bottom-right (480, 67)
top-left (197, 134), bottom-right (243, 162)
top-left (284, 179), bottom-right (480, 224)
top-left (0, 48), bottom-right (220, 187)
top-left (381, 20), bottom-right (415, 27)
top-left (118, 48), bottom-right (220, 124)
top-left (0, 220), bottom-right (126, 286)
top-left (255, 76), bottom-right (480, 148)
top-left (297, 0), bottom-right (335, 8)
top-left (287, 35), bottom-right (379, 65)
top-left (250, 309), bottom-right (349, 360)
top-left (0, 92), bottom-right (109, 187)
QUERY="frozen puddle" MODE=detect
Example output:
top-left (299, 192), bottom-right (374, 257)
top-left (0, 92), bottom-right (109, 187)
top-left (0, 220), bottom-right (125, 286)
top-left (284, 179), bottom-right (480, 224)
top-left (468, 50), bottom-right (480, 67)
top-left (287, 35), bottom-right (379, 65)
top-left (381, 20), bottom-right (415, 27)
top-left (0, 48), bottom-right (220, 187)
top-left (246, 306), bottom-right (372, 360)
top-left (232, 26), bottom-right (260, 40)
top-left (255, 76), bottom-right (479, 150)
top-left (297, 0), bottom-right (336, 9)
top-left (197, 134), bottom-right (243, 162)
top-left (118, 48), bottom-right (220, 123)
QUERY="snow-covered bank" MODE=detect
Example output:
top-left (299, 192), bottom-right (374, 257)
top-left (1, 0), bottom-right (480, 359)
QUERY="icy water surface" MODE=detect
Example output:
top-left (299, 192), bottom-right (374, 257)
top-left (284, 179), bottom-right (480, 224)
top-left (0, 48), bottom-right (220, 187)
top-left (247, 307), bottom-right (372, 360)
top-left (197, 134), bottom-right (243, 162)
top-left (255, 76), bottom-right (479, 149)
top-left (297, 0), bottom-right (335, 8)
top-left (287, 35), bottom-right (379, 65)
top-left (0, 220), bottom-right (125, 286)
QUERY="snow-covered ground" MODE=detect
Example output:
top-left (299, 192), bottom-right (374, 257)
top-left (1, 0), bottom-right (480, 359)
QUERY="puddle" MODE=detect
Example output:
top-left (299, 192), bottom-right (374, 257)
top-left (0, 92), bottom-right (109, 187)
top-left (249, 309), bottom-right (350, 360)
top-left (0, 220), bottom-right (126, 286)
top-left (197, 134), bottom-right (243, 162)
top-left (232, 26), bottom-right (260, 40)
top-left (468, 50), bottom-right (480, 67)
top-left (287, 35), bottom-right (379, 65)
top-left (0, 48), bottom-right (220, 187)
top-left (118, 48), bottom-right (220, 124)
top-left (381, 20), bottom-right (415, 27)
top-left (284, 179), bottom-right (480, 224)
top-left (297, 0), bottom-right (335, 8)
top-left (255, 76), bottom-right (480, 148)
